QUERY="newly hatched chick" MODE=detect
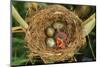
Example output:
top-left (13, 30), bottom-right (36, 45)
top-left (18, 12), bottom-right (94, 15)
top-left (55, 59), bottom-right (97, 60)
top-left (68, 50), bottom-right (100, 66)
top-left (55, 32), bottom-right (67, 48)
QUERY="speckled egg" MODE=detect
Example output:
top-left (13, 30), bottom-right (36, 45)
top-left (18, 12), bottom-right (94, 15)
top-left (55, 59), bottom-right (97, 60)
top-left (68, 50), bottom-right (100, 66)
top-left (53, 22), bottom-right (64, 30)
top-left (46, 38), bottom-right (55, 47)
top-left (46, 27), bottom-right (55, 37)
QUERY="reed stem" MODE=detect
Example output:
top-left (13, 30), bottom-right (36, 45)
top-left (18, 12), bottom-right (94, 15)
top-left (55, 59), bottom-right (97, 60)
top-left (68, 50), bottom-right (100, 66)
top-left (12, 5), bottom-right (28, 29)
top-left (83, 13), bottom-right (96, 36)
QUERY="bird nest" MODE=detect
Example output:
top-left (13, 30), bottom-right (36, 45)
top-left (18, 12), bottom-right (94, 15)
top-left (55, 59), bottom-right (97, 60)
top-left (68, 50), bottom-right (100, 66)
top-left (25, 5), bottom-right (86, 63)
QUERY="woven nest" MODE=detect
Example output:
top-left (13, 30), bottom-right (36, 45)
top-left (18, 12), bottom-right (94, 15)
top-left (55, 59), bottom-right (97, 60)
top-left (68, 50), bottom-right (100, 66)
top-left (25, 5), bottom-right (86, 63)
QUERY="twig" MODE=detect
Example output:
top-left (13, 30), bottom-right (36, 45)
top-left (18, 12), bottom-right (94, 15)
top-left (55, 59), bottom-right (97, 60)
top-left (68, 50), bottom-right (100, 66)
top-left (73, 56), bottom-right (77, 62)
top-left (12, 5), bottom-right (28, 29)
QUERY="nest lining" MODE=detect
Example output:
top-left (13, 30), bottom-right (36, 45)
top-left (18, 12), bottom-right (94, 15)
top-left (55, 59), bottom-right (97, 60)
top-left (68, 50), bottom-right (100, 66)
top-left (25, 5), bottom-right (86, 63)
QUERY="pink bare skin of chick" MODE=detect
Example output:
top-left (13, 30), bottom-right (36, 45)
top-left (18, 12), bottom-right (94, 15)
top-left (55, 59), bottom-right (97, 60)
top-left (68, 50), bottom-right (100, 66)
top-left (55, 32), bottom-right (67, 48)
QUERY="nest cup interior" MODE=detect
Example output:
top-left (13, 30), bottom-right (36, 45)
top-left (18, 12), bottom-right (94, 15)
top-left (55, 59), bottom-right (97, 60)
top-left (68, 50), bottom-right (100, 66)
top-left (25, 5), bottom-right (86, 63)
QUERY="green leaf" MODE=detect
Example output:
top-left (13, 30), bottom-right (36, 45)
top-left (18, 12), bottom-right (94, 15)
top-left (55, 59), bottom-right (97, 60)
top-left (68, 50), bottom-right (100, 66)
top-left (12, 57), bottom-right (28, 65)
top-left (83, 13), bottom-right (96, 36)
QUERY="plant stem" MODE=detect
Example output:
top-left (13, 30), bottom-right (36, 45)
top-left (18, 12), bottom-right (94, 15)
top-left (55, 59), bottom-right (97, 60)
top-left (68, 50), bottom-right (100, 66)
top-left (87, 35), bottom-right (96, 60)
top-left (12, 30), bottom-right (24, 33)
top-left (12, 27), bottom-right (24, 33)
top-left (12, 26), bottom-right (22, 31)
top-left (12, 5), bottom-right (28, 29)
top-left (83, 13), bottom-right (96, 36)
